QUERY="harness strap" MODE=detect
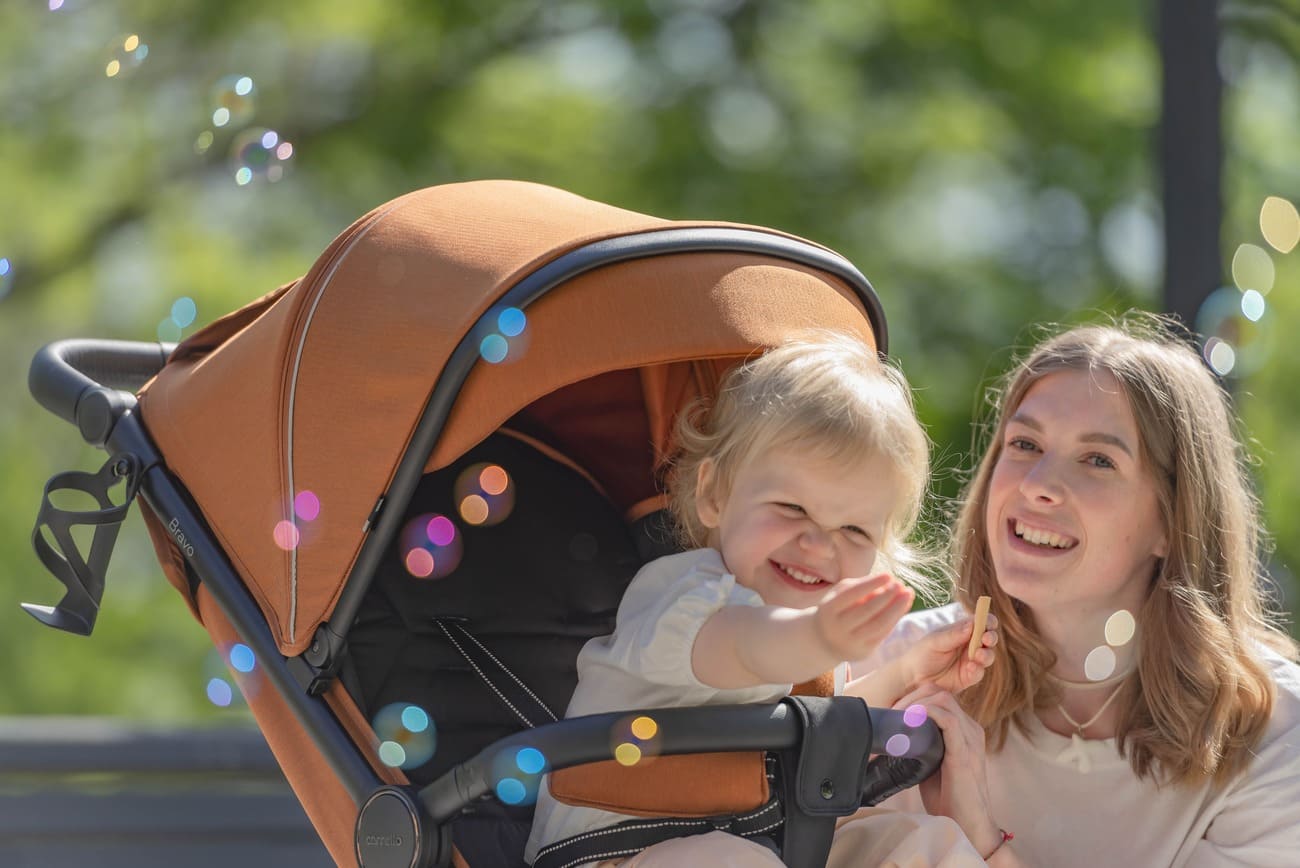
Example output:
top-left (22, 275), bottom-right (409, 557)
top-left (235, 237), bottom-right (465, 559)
top-left (434, 619), bottom-right (558, 728)
top-left (531, 796), bottom-right (784, 868)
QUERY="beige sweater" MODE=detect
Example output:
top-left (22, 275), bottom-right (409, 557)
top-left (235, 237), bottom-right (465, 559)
top-left (861, 604), bottom-right (1300, 868)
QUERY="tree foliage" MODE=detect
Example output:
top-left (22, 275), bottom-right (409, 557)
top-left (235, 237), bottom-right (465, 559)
top-left (2, 0), bottom-right (1296, 720)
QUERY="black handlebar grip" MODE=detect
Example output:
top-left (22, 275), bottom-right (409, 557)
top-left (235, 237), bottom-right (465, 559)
top-left (29, 339), bottom-right (175, 442)
top-left (28, 339), bottom-right (175, 421)
top-left (862, 707), bottom-right (945, 806)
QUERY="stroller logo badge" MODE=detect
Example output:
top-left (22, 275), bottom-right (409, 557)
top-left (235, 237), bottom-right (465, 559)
top-left (167, 517), bottom-right (196, 558)
top-left (363, 834), bottom-right (403, 848)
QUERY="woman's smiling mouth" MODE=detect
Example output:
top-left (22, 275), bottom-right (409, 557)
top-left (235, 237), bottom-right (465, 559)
top-left (1010, 519), bottom-right (1078, 551)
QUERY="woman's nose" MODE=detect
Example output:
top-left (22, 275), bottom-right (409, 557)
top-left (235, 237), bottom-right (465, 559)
top-left (1019, 460), bottom-right (1065, 504)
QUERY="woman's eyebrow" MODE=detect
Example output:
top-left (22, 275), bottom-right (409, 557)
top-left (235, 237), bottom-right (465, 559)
top-left (1079, 432), bottom-right (1134, 458)
top-left (1008, 412), bottom-right (1134, 458)
top-left (1006, 412), bottom-right (1042, 432)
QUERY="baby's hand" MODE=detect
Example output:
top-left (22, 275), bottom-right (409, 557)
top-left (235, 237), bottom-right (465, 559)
top-left (900, 612), bottom-right (999, 695)
top-left (813, 573), bottom-right (914, 663)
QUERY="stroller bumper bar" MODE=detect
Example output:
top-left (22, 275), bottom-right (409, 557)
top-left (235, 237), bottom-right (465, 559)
top-left (418, 701), bottom-right (943, 826)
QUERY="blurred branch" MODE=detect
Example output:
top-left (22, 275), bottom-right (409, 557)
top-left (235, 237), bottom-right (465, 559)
top-left (4, 2), bottom-right (547, 305)
top-left (6, 198), bottom-right (149, 303)
top-left (1222, 0), bottom-right (1300, 49)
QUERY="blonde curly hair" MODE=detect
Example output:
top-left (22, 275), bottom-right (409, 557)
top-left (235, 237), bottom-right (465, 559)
top-left (666, 329), bottom-right (938, 599)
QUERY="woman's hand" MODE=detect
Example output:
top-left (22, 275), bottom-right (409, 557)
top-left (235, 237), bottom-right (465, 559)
top-left (896, 685), bottom-right (1005, 860)
top-left (899, 614), bottom-right (999, 696)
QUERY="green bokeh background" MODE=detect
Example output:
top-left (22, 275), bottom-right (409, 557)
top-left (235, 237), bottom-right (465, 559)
top-left (2, 0), bottom-right (1296, 723)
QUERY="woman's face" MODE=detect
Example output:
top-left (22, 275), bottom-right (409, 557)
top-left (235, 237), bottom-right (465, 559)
top-left (984, 368), bottom-right (1168, 621)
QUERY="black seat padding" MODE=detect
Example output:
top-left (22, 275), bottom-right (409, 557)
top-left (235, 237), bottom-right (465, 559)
top-left (348, 432), bottom-right (644, 787)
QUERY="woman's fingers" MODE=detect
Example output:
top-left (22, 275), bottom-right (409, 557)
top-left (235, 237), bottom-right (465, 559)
top-left (894, 688), bottom-right (981, 749)
top-left (952, 659), bottom-right (988, 689)
top-left (968, 646), bottom-right (995, 667)
top-left (978, 613), bottom-right (999, 649)
top-left (925, 620), bottom-right (974, 655)
top-left (929, 612), bottom-right (1000, 654)
top-left (918, 698), bottom-right (980, 748)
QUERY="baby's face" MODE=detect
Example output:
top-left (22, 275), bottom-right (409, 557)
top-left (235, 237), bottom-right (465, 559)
top-left (696, 444), bottom-right (900, 609)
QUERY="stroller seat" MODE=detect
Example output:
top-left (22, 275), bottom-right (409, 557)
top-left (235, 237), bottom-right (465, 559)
top-left (351, 425), bottom-right (646, 865)
top-left (352, 428), bottom-right (644, 785)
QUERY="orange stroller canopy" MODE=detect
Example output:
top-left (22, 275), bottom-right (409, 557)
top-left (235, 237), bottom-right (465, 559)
top-left (138, 179), bottom-right (885, 657)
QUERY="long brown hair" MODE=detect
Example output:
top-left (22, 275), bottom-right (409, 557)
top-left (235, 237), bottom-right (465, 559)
top-left (954, 312), bottom-right (1298, 785)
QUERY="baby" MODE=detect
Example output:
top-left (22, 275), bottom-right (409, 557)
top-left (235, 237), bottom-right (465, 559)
top-left (526, 331), bottom-right (997, 867)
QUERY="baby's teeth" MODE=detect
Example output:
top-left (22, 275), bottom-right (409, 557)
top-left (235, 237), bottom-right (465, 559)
top-left (785, 566), bottom-right (820, 584)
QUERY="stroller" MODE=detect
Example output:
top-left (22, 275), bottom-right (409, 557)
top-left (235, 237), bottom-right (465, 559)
top-left (25, 180), bottom-right (942, 868)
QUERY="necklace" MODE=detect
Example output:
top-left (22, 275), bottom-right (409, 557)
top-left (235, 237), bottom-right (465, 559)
top-left (1057, 680), bottom-right (1126, 737)
top-left (1050, 668), bottom-right (1134, 773)
top-left (1045, 663), bottom-right (1136, 691)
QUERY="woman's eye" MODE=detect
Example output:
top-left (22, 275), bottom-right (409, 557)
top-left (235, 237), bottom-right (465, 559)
top-left (1007, 437), bottom-right (1037, 452)
top-left (1085, 453), bottom-right (1116, 470)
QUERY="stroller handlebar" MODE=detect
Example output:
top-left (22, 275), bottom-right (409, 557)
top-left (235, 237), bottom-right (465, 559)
top-left (418, 701), bottom-right (943, 825)
top-left (29, 339), bottom-right (175, 445)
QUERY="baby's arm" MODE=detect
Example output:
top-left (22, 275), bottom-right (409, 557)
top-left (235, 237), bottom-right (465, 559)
top-left (844, 612), bottom-right (999, 707)
top-left (691, 574), bottom-right (913, 689)
top-left (843, 657), bottom-right (913, 708)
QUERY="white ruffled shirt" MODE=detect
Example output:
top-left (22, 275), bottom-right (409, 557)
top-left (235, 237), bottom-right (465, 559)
top-left (858, 604), bottom-right (1300, 868)
top-left (525, 548), bottom-right (841, 864)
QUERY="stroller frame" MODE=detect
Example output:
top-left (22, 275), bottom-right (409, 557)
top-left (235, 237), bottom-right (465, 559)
top-left (26, 217), bottom-right (940, 868)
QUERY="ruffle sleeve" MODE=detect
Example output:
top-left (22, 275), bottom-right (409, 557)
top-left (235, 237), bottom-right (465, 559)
top-left (600, 554), bottom-right (769, 690)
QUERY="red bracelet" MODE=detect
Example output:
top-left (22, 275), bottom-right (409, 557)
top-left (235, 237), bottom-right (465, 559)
top-left (984, 829), bottom-right (1014, 860)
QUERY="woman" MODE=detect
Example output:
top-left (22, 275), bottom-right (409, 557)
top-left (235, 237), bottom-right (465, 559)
top-left (863, 314), bottom-right (1300, 866)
